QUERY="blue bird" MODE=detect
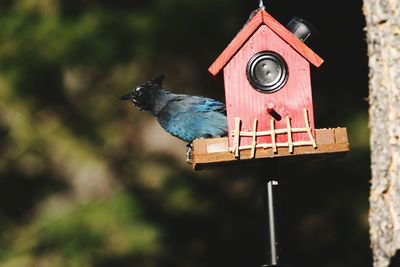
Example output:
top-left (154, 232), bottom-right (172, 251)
top-left (120, 74), bottom-right (227, 161)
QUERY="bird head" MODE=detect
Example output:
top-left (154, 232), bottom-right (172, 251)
top-left (119, 74), bottom-right (165, 111)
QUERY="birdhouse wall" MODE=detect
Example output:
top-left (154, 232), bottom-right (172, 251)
top-left (223, 24), bottom-right (315, 147)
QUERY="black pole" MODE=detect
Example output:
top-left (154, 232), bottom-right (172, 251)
top-left (262, 162), bottom-right (284, 267)
top-left (263, 179), bottom-right (281, 267)
top-left (265, 180), bottom-right (279, 265)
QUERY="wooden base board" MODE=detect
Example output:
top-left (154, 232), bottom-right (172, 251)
top-left (192, 128), bottom-right (349, 171)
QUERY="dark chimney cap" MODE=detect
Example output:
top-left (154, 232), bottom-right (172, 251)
top-left (286, 17), bottom-right (317, 43)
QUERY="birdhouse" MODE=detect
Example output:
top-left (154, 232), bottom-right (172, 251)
top-left (192, 8), bottom-right (349, 170)
top-left (210, 9), bottom-right (323, 152)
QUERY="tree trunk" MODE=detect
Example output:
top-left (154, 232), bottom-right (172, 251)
top-left (363, 1), bottom-right (400, 267)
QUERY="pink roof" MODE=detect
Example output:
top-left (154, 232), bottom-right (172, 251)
top-left (209, 9), bottom-right (324, 76)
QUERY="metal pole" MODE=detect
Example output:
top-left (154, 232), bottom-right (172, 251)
top-left (266, 180), bottom-right (279, 265)
top-left (263, 179), bottom-right (280, 266)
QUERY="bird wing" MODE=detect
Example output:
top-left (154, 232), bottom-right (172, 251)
top-left (156, 95), bottom-right (227, 142)
top-left (174, 95), bottom-right (226, 114)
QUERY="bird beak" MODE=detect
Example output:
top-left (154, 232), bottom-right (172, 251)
top-left (119, 93), bottom-right (132, 100)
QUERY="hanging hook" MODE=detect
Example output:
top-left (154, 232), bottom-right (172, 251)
top-left (259, 0), bottom-right (265, 9)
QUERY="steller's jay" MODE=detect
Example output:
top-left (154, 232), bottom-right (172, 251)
top-left (120, 74), bottom-right (227, 162)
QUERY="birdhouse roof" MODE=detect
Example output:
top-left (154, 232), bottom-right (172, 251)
top-left (208, 9), bottom-right (324, 76)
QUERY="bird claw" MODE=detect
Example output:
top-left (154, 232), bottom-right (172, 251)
top-left (186, 143), bottom-right (193, 164)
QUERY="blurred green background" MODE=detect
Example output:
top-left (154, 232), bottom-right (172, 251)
top-left (0, 0), bottom-right (370, 267)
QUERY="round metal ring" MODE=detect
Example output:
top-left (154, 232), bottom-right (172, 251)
top-left (246, 51), bottom-right (288, 93)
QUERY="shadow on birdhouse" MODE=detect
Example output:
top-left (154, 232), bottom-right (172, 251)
top-left (192, 8), bottom-right (349, 171)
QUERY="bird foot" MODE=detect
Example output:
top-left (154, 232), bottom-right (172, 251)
top-left (186, 143), bottom-right (193, 164)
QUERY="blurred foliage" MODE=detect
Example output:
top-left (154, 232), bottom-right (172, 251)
top-left (0, 0), bottom-right (370, 267)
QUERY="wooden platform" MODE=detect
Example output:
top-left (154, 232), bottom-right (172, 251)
top-left (192, 128), bottom-right (349, 171)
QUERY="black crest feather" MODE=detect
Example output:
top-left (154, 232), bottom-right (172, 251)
top-left (150, 74), bottom-right (165, 86)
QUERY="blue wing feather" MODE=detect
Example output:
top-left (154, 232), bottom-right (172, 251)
top-left (156, 95), bottom-right (227, 142)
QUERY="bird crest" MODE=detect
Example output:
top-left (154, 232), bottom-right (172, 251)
top-left (119, 74), bottom-right (166, 111)
top-left (148, 74), bottom-right (165, 86)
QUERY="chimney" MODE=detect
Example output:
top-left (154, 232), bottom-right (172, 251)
top-left (286, 17), bottom-right (316, 43)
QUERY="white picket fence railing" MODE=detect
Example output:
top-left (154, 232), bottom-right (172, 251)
top-left (230, 108), bottom-right (317, 158)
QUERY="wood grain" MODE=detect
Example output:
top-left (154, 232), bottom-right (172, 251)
top-left (192, 128), bottom-right (349, 171)
top-left (223, 25), bottom-right (315, 147)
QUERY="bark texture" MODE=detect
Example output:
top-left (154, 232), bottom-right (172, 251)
top-left (363, 1), bottom-right (400, 267)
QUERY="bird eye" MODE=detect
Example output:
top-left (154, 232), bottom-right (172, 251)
top-left (135, 87), bottom-right (143, 96)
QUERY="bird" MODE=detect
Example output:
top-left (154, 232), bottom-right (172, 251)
top-left (119, 74), bottom-right (227, 162)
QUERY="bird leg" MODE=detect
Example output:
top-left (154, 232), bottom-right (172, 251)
top-left (186, 142), bottom-right (193, 164)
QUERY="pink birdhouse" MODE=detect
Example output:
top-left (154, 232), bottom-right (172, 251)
top-left (192, 8), bottom-right (349, 170)
top-left (209, 9), bottom-right (323, 154)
